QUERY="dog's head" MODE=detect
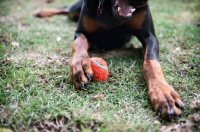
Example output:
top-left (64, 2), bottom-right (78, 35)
top-left (111, 0), bottom-right (148, 20)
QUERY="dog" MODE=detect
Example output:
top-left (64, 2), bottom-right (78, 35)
top-left (34, 0), bottom-right (184, 120)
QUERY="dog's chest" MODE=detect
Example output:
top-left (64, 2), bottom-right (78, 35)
top-left (86, 27), bottom-right (132, 50)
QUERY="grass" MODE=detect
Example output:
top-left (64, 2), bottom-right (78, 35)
top-left (0, 0), bottom-right (200, 131)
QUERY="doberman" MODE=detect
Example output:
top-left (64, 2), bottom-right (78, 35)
top-left (34, 0), bottom-right (184, 120)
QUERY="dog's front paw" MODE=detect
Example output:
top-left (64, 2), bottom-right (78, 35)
top-left (148, 79), bottom-right (184, 120)
top-left (70, 53), bottom-right (93, 89)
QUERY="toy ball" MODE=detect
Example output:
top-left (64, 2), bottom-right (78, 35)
top-left (90, 57), bottom-right (109, 81)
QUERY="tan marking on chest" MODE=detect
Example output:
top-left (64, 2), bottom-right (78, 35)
top-left (125, 10), bottom-right (147, 30)
top-left (83, 16), bottom-right (105, 33)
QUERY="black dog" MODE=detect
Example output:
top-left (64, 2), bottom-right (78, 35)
top-left (34, 0), bottom-right (184, 120)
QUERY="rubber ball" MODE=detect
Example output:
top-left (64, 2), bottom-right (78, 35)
top-left (90, 57), bottom-right (109, 81)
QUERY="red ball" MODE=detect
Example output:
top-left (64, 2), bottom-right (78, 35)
top-left (90, 57), bottom-right (109, 81)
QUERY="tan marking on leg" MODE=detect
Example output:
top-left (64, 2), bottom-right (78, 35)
top-left (34, 8), bottom-right (68, 18)
top-left (143, 47), bottom-right (183, 119)
top-left (70, 35), bottom-right (93, 89)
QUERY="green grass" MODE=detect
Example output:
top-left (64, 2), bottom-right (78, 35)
top-left (0, 0), bottom-right (200, 131)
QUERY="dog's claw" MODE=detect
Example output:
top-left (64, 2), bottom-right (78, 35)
top-left (175, 102), bottom-right (184, 110)
top-left (175, 113), bottom-right (181, 117)
top-left (80, 82), bottom-right (85, 88)
top-left (164, 115), bottom-right (171, 121)
top-left (157, 107), bottom-right (162, 116)
top-left (87, 74), bottom-right (92, 81)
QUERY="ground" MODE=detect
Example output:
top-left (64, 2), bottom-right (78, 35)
top-left (0, 0), bottom-right (200, 131)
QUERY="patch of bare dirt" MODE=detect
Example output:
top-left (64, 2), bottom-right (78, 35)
top-left (161, 94), bottom-right (200, 132)
top-left (161, 113), bottom-right (200, 132)
top-left (191, 93), bottom-right (200, 111)
top-left (0, 105), bottom-right (13, 127)
top-left (31, 113), bottom-right (103, 132)
top-left (0, 16), bottom-right (17, 24)
top-left (31, 115), bottom-right (69, 132)
top-left (91, 92), bottom-right (104, 101)
top-left (8, 52), bottom-right (71, 66)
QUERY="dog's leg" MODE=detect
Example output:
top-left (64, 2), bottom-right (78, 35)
top-left (34, 8), bottom-right (69, 18)
top-left (34, 0), bottom-right (83, 18)
top-left (137, 15), bottom-right (184, 120)
top-left (142, 49), bottom-right (184, 120)
top-left (70, 34), bottom-right (93, 89)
